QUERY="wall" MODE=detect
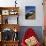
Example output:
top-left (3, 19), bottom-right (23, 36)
top-left (0, 0), bottom-right (44, 26)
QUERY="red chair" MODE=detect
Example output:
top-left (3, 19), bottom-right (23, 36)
top-left (21, 28), bottom-right (41, 46)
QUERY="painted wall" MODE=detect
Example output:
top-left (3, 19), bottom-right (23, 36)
top-left (0, 0), bottom-right (44, 26)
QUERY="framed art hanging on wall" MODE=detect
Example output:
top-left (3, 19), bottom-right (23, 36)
top-left (25, 6), bottom-right (36, 20)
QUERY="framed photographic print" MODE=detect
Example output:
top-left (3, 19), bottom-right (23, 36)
top-left (2, 10), bottom-right (9, 15)
top-left (25, 6), bottom-right (36, 20)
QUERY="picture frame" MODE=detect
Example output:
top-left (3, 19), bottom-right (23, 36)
top-left (25, 6), bottom-right (36, 20)
top-left (2, 10), bottom-right (9, 15)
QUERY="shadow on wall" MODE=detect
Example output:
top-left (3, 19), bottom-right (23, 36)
top-left (18, 26), bottom-right (43, 44)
